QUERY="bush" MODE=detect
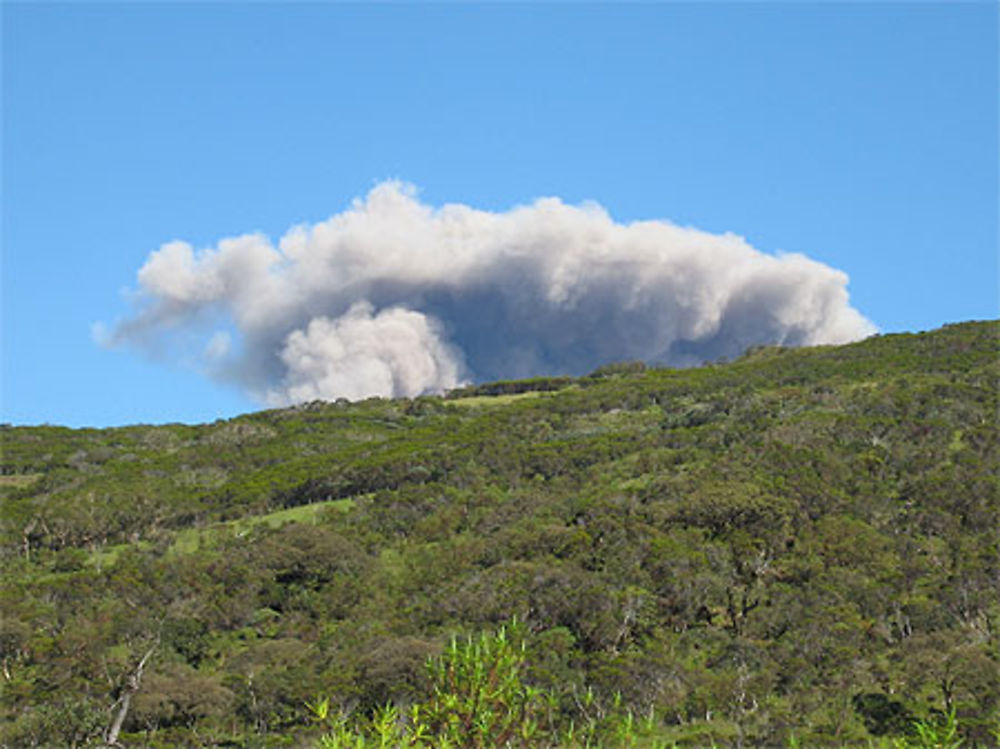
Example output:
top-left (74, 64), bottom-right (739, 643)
top-left (311, 619), bottom-right (657, 748)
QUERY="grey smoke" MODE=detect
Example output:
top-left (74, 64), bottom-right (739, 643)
top-left (103, 181), bottom-right (876, 405)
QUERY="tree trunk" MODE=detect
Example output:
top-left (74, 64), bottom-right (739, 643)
top-left (104, 646), bottom-right (155, 748)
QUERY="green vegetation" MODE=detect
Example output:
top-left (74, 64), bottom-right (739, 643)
top-left (311, 618), bottom-right (673, 748)
top-left (1, 320), bottom-right (998, 747)
top-left (0, 474), bottom-right (41, 489)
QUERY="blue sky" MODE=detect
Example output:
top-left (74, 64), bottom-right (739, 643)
top-left (3, 2), bottom-right (997, 428)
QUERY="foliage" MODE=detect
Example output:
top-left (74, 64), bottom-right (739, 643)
top-left (311, 619), bottom-right (660, 748)
top-left (1, 320), bottom-right (998, 747)
top-left (892, 708), bottom-right (964, 749)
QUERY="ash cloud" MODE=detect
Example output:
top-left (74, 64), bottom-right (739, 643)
top-left (103, 181), bottom-right (876, 405)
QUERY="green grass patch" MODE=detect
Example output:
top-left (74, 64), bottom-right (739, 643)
top-left (167, 497), bottom-right (357, 556)
top-left (87, 540), bottom-right (153, 571)
top-left (83, 497), bottom-right (358, 566)
top-left (0, 473), bottom-right (42, 488)
top-left (446, 390), bottom-right (550, 408)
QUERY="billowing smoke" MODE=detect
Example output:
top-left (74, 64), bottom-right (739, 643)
top-left (103, 181), bottom-right (876, 405)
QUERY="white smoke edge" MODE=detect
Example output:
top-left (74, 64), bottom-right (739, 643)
top-left (100, 180), bottom-right (878, 405)
top-left (262, 302), bottom-right (466, 407)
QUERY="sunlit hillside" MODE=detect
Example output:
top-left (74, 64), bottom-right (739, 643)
top-left (2, 321), bottom-right (997, 748)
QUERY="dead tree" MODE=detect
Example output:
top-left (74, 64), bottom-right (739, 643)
top-left (104, 645), bottom-right (156, 748)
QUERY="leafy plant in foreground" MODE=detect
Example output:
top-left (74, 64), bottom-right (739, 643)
top-left (310, 619), bottom-right (660, 748)
top-left (892, 708), bottom-right (963, 749)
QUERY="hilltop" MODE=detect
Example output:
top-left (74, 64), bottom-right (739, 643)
top-left (1, 320), bottom-right (998, 747)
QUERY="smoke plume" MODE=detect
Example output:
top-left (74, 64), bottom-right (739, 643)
top-left (104, 181), bottom-right (876, 405)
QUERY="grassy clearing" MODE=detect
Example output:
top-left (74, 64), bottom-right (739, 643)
top-left (168, 497), bottom-right (356, 555)
top-left (89, 541), bottom-right (152, 570)
top-left (0, 473), bottom-right (42, 488)
top-left (446, 390), bottom-right (550, 408)
top-left (85, 497), bottom-right (358, 567)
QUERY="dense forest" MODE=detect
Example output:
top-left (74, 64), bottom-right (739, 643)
top-left (1, 320), bottom-right (998, 748)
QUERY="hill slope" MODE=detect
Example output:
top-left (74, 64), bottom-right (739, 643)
top-left (2, 320), bottom-right (998, 747)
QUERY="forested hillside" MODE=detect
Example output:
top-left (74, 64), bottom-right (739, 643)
top-left (2, 321), bottom-right (998, 748)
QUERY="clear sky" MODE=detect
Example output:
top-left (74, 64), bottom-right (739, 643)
top-left (3, 2), bottom-right (997, 428)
